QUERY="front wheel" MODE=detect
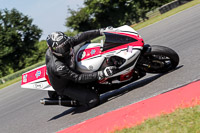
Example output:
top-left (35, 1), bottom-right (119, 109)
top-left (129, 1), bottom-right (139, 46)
top-left (138, 45), bottom-right (179, 73)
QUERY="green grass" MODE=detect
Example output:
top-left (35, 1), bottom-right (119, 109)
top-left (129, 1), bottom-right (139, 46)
top-left (133, 0), bottom-right (200, 30)
top-left (114, 105), bottom-right (200, 133)
top-left (0, 76), bottom-right (22, 89)
top-left (1, 0), bottom-right (199, 90)
top-left (0, 60), bottom-right (45, 89)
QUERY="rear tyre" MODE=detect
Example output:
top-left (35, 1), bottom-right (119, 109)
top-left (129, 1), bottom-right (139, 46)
top-left (140, 45), bottom-right (179, 73)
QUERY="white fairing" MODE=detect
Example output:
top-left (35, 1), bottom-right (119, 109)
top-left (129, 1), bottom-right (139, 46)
top-left (21, 25), bottom-right (143, 90)
top-left (21, 65), bottom-right (54, 91)
top-left (112, 49), bottom-right (140, 69)
top-left (76, 43), bottom-right (104, 73)
top-left (111, 49), bottom-right (141, 77)
top-left (76, 44), bottom-right (141, 74)
top-left (76, 25), bottom-right (142, 74)
top-left (21, 77), bottom-right (54, 91)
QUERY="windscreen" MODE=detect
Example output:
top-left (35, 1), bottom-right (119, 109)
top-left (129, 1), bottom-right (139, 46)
top-left (103, 32), bottom-right (137, 51)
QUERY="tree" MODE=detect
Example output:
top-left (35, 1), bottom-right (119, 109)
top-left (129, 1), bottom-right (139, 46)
top-left (66, 0), bottom-right (140, 31)
top-left (24, 40), bottom-right (48, 67)
top-left (0, 8), bottom-right (42, 77)
top-left (66, 0), bottom-right (174, 32)
top-left (66, 7), bottom-right (93, 31)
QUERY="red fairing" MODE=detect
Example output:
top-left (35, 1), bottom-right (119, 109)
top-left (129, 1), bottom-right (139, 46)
top-left (77, 32), bottom-right (144, 62)
top-left (120, 70), bottom-right (134, 81)
top-left (45, 67), bottom-right (51, 86)
top-left (21, 65), bottom-right (52, 86)
top-left (77, 47), bottom-right (101, 62)
top-left (21, 66), bottom-right (46, 85)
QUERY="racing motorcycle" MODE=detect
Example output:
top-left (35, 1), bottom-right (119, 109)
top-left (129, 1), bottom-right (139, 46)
top-left (21, 25), bottom-right (179, 106)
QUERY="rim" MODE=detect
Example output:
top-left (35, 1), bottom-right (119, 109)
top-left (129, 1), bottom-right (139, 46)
top-left (146, 54), bottom-right (173, 72)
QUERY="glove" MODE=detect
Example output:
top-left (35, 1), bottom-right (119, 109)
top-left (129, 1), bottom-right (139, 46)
top-left (98, 66), bottom-right (117, 80)
top-left (99, 28), bottom-right (106, 35)
top-left (100, 26), bottom-right (113, 35)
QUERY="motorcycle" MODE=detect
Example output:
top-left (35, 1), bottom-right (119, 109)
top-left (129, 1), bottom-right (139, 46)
top-left (21, 25), bottom-right (179, 106)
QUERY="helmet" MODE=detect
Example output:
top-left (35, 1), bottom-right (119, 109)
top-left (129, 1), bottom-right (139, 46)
top-left (46, 32), bottom-right (69, 56)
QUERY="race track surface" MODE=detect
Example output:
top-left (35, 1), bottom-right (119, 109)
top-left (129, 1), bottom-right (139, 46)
top-left (0, 4), bottom-right (200, 133)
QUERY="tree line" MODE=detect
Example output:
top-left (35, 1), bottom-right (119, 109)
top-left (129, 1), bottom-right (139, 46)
top-left (66, 0), bottom-right (174, 32)
top-left (0, 9), bottom-right (47, 77)
top-left (0, 0), bottom-right (173, 77)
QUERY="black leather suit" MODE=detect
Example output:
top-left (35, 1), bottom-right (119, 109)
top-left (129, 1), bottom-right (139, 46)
top-left (45, 30), bottom-right (102, 108)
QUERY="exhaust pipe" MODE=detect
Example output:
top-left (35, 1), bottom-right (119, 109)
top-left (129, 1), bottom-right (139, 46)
top-left (40, 98), bottom-right (79, 107)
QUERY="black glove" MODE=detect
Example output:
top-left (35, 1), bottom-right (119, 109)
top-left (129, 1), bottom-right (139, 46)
top-left (98, 66), bottom-right (117, 80)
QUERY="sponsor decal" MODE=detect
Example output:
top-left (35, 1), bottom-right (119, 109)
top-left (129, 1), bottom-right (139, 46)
top-left (35, 70), bottom-right (41, 78)
top-left (127, 46), bottom-right (133, 53)
top-left (23, 74), bottom-right (28, 83)
top-left (78, 47), bottom-right (101, 61)
top-left (91, 49), bottom-right (96, 55)
top-left (21, 66), bottom-right (46, 86)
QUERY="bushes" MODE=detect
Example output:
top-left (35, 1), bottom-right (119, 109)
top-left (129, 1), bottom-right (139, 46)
top-left (0, 60), bottom-right (45, 84)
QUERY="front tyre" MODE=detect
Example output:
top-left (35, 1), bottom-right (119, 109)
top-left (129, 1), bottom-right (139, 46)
top-left (139, 45), bottom-right (179, 73)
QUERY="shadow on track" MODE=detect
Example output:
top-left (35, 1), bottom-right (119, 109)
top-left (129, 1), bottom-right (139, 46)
top-left (48, 65), bottom-right (183, 121)
top-left (48, 74), bottom-right (162, 121)
top-left (48, 107), bottom-right (76, 121)
top-left (100, 73), bottom-right (163, 103)
top-left (100, 65), bottom-right (183, 104)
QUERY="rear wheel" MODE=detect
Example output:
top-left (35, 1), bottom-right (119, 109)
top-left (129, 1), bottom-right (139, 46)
top-left (138, 45), bottom-right (179, 73)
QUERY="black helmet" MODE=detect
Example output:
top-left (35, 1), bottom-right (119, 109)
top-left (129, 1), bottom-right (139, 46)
top-left (46, 32), bottom-right (69, 56)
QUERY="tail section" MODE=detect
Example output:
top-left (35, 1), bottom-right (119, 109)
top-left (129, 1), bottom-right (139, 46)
top-left (21, 65), bottom-right (54, 91)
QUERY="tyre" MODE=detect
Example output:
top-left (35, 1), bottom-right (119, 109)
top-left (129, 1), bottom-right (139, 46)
top-left (140, 45), bottom-right (179, 73)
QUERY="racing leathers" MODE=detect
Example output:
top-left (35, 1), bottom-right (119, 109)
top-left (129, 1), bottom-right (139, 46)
top-left (45, 30), bottom-right (102, 108)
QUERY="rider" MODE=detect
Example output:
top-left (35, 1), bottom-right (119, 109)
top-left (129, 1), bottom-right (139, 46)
top-left (45, 29), bottom-right (116, 109)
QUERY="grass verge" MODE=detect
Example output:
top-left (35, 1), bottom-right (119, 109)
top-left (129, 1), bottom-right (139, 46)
top-left (133, 0), bottom-right (200, 30)
top-left (1, 0), bottom-right (199, 90)
top-left (0, 77), bottom-right (21, 89)
top-left (114, 105), bottom-right (200, 133)
top-left (0, 60), bottom-right (45, 89)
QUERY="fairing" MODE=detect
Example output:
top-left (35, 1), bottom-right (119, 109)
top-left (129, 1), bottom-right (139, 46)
top-left (21, 65), bottom-right (54, 91)
top-left (103, 32), bottom-right (138, 51)
top-left (21, 25), bottom-right (144, 90)
top-left (76, 25), bottom-right (144, 73)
